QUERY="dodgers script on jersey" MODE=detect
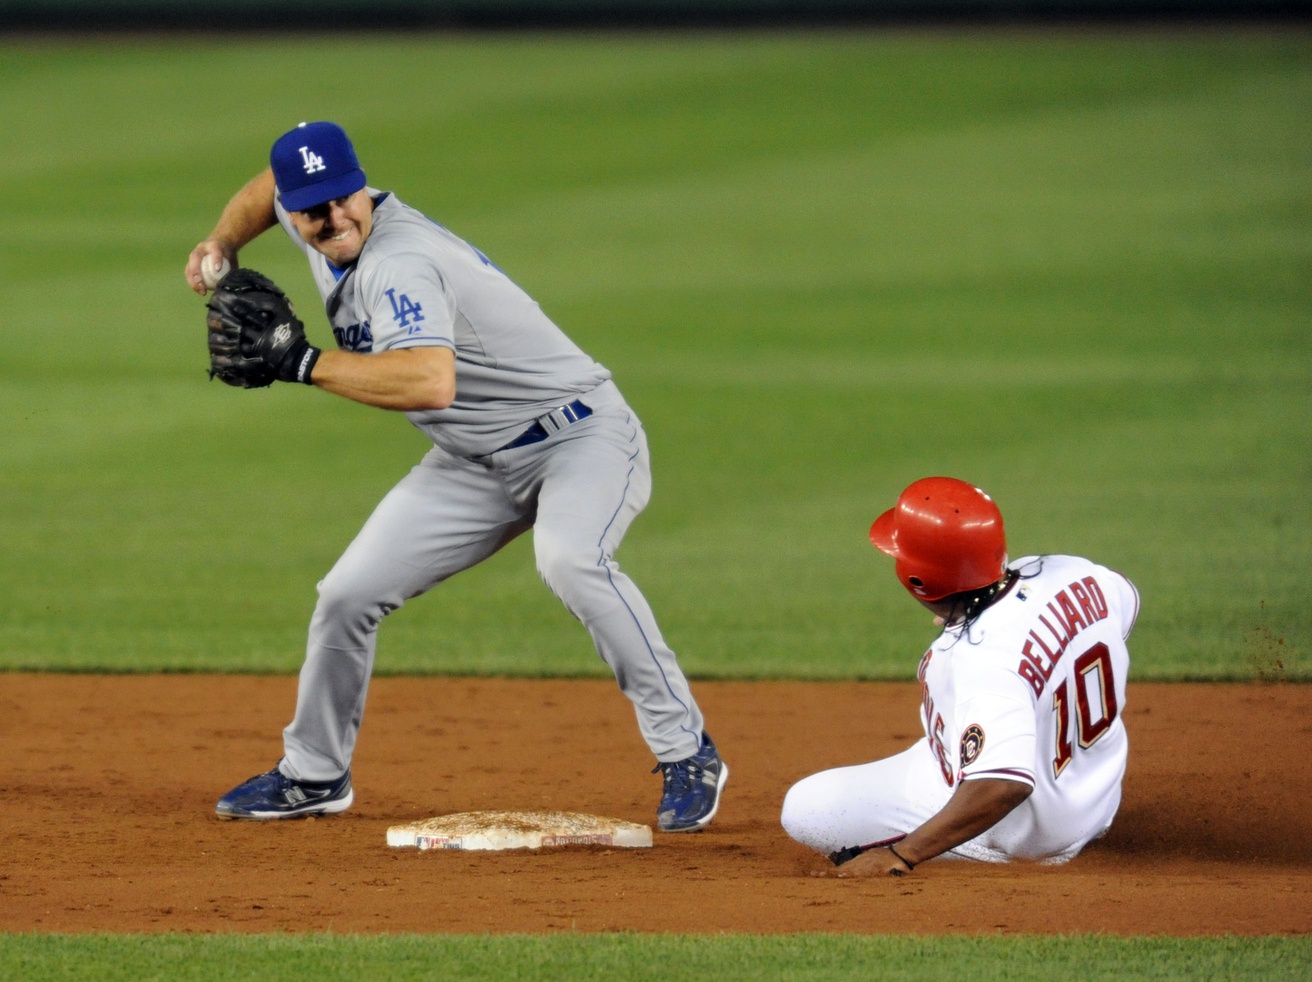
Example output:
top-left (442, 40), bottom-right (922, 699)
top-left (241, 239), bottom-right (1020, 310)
top-left (275, 190), bottom-right (611, 457)
top-left (918, 554), bottom-right (1139, 861)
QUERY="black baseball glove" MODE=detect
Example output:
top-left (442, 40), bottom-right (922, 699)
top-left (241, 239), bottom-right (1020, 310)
top-left (205, 267), bottom-right (320, 389)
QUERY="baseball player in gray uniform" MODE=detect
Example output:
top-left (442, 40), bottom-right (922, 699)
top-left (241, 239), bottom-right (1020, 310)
top-left (185, 121), bottom-right (727, 832)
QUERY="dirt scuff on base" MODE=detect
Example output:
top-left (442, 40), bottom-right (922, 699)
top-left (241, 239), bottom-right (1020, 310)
top-left (1, 676), bottom-right (1308, 935)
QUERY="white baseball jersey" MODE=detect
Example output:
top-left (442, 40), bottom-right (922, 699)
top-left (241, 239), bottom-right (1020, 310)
top-left (781, 554), bottom-right (1139, 864)
top-left (918, 554), bottom-right (1139, 861)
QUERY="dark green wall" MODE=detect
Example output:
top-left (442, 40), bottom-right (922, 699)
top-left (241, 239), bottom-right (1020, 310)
top-left (2, 0), bottom-right (1308, 29)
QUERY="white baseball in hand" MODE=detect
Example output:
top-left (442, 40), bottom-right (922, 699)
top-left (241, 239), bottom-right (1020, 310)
top-left (200, 255), bottom-right (231, 290)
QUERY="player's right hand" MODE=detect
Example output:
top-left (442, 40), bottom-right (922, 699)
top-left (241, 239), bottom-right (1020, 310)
top-left (186, 241), bottom-right (236, 296)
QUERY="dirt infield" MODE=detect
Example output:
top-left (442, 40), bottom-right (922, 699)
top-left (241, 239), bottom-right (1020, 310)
top-left (2, 675), bottom-right (1309, 936)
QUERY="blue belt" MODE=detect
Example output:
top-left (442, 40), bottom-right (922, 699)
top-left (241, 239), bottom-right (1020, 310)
top-left (498, 399), bottom-right (593, 452)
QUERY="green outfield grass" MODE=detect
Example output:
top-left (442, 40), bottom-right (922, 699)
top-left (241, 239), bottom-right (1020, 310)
top-left (1, 933), bottom-right (1309, 981)
top-left (1, 27), bottom-right (1309, 977)
top-left (3, 29), bottom-right (1307, 681)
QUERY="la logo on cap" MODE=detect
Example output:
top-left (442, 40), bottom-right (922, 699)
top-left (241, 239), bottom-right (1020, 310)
top-left (271, 120), bottom-right (367, 212)
top-left (299, 146), bottom-right (326, 175)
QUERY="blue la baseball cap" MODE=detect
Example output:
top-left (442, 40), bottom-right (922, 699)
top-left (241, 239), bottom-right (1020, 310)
top-left (270, 121), bottom-right (367, 212)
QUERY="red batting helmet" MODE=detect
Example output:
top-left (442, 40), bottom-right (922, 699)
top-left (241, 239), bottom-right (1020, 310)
top-left (869, 477), bottom-right (1007, 602)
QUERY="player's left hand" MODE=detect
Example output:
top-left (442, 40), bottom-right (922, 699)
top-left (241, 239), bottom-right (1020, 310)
top-left (205, 267), bottom-right (319, 388)
top-left (824, 844), bottom-right (916, 878)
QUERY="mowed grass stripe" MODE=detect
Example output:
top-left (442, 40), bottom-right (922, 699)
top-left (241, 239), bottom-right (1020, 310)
top-left (0, 31), bottom-right (1306, 679)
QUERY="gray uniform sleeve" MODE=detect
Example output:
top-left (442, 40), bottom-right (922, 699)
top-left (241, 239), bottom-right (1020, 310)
top-left (276, 190), bottom-right (611, 457)
top-left (355, 249), bottom-right (456, 353)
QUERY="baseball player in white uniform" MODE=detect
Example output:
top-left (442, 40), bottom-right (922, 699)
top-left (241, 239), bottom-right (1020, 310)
top-left (185, 121), bottom-right (726, 832)
top-left (781, 477), bottom-right (1138, 875)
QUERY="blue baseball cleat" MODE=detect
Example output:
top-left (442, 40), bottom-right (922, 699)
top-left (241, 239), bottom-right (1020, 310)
top-left (215, 764), bottom-right (353, 820)
top-left (653, 732), bottom-right (728, 833)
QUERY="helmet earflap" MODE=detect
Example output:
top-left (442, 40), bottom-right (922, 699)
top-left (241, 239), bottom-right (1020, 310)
top-left (869, 477), bottom-right (1007, 602)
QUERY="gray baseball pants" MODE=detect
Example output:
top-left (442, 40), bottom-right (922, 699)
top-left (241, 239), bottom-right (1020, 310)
top-left (279, 386), bottom-right (705, 782)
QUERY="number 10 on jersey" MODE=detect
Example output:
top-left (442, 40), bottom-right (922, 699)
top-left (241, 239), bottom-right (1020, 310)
top-left (1051, 643), bottom-right (1119, 778)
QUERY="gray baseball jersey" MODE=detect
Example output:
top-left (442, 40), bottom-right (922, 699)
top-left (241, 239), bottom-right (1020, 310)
top-left (276, 190), bottom-right (611, 456)
top-left (271, 189), bottom-right (707, 783)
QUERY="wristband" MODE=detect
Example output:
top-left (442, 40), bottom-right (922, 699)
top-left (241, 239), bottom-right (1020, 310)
top-left (291, 344), bottom-right (321, 385)
top-left (887, 843), bottom-right (916, 872)
top-left (273, 337), bottom-right (321, 386)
